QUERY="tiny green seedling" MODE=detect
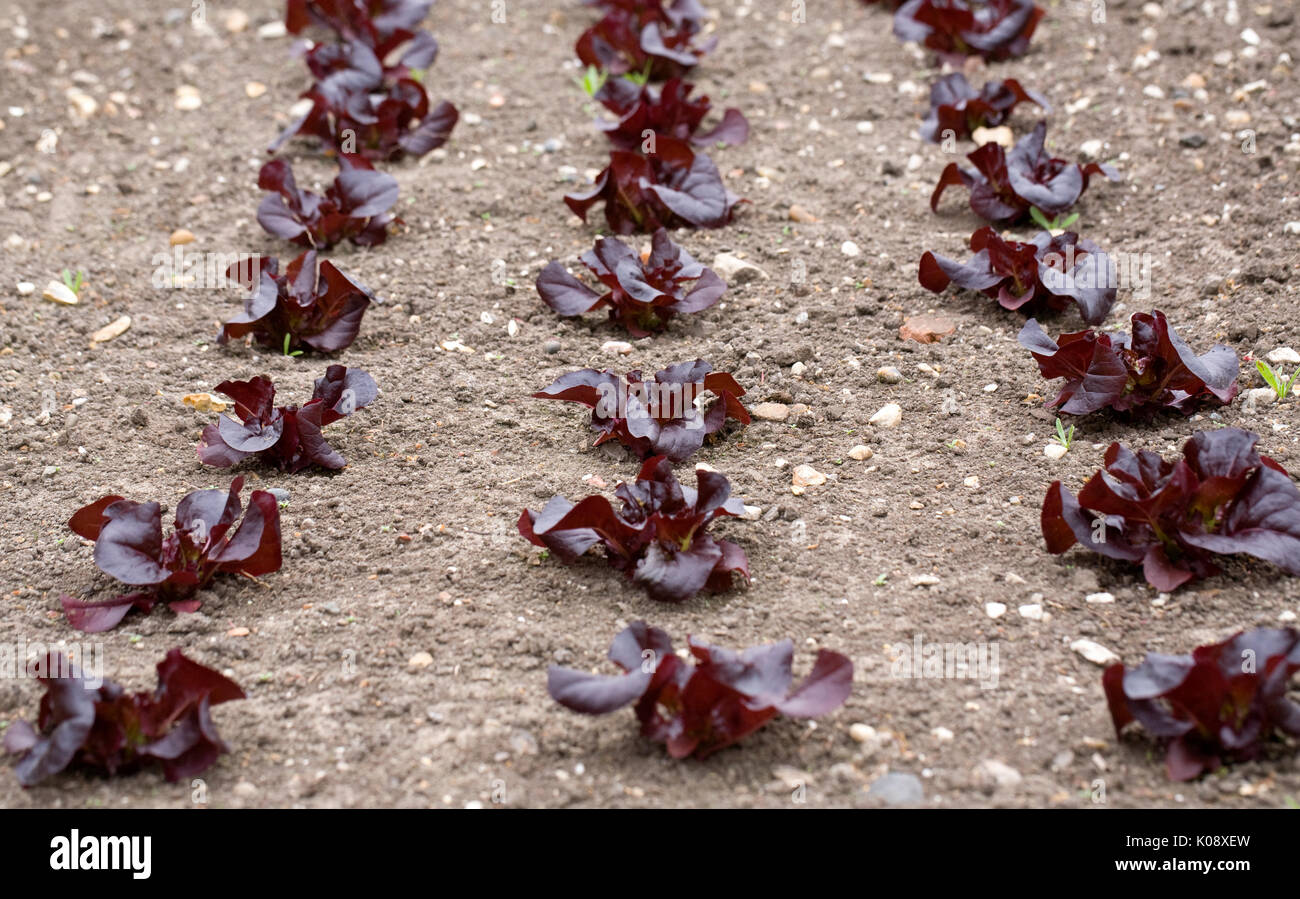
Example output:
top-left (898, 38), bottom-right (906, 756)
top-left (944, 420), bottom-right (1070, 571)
top-left (1029, 208), bottom-right (1080, 232)
top-left (577, 64), bottom-right (608, 97)
top-left (622, 63), bottom-right (653, 87)
top-left (1255, 359), bottom-right (1300, 401)
top-left (872, 573), bottom-right (887, 586)
top-left (282, 334), bottom-right (303, 357)
top-left (1053, 417), bottom-right (1075, 450)
top-left (61, 269), bottom-right (86, 296)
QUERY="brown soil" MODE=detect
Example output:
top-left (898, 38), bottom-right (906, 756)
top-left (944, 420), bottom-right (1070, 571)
top-left (0, 0), bottom-right (1298, 809)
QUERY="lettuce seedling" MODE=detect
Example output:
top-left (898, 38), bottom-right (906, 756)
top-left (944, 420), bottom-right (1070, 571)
top-left (920, 72), bottom-right (1049, 143)
top-left (576, 0), bottom-right (717, 80)
top-left (931, 122), bottom-right (1120, 224)
top-left (62, 477), bottom-right (283, 632)
top-left (257, 156), bottom-right (400, 249)
top-left (536, 229), bottom-right (726, 335)
top-left (519, 455), bottom-right (749, 602)
top-left (919, 226), bottom-right (1116, 325)
top-left (1103, 628), bottom-right (1300, 781)
top-left (4, 649), bottom-right (244, 786)
top-left (1052, 417), bottom-right (1075, 450)
top-left (593, 76), bottom-right (748, 150)
top-left (533, 360), bottom-right (749, 462)
top-left (219, 250), bottom-right (381, 354)
top-left (564, 136), bottom-right (741, 233)
top-left (1042, 428), bottom-right (1300, 591)
top-left (548, 621), bottom-right (853, 758)
top-left (198, 366), bottom-right (378, 472)
top-left (1019, 311), bottom-right (1239, 415)
top-left (1255, 359), bottom-right (1300, 401)
top-left (894, 0), bottom-right (1044, 62)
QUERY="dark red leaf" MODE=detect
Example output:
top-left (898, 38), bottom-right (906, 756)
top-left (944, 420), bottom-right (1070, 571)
top-left (536, 230), bottom-right (726, 335)
top-left (1041, 428), bottom-right (1300, 591)
top-left (519, 456), bottom-right (748, 602)
top-left (1019, 311), bottom-right (1239, 416)
top-left (219, 251), bottom-right (380, 355)
top-left (894, 0), bottom-right (1044, 63)
top-left (533, 360), bottom-right (747, 462)
top-left (1102, 628), bottom-right (1300, 780)
top-left (548, 622), bottom-right (853, 759)
top-left (931, 122), bottom-right (1120, 224)
top-left (63, 481), bottom-right (284, 630)
top-left (5, 650), bottom-right (243, 786)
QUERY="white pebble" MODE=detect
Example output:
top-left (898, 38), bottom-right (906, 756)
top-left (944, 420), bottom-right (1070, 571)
top-left (869, 403), bottom-right (902, 428)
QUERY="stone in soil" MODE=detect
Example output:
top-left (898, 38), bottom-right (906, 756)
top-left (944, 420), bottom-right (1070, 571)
top-left (899, 314), bottom-right (955, 343)
top-left (867, 771), bottom-right (924, 805)
top-left (869, 403), bottom-right (902, 428)
top-left (710, 252), bottom-right (766, 284)
top-left (751, 402), bottom-right (790, 422)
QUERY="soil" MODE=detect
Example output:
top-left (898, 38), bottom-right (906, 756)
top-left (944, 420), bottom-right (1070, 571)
top-left (0, 0), bottom-right (1298, 809)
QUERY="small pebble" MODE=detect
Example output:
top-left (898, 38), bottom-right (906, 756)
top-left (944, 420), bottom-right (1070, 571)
top-left (751, 402), bottom-right (790, 422)
top-left (869, 403), bottom-right (902, 428)
top-left (43, 280), bottom-right (78, 305)
top-left (174, 85), bottom-right (202, 111)
top-left (1071, 639), bottom-right (1119, 666)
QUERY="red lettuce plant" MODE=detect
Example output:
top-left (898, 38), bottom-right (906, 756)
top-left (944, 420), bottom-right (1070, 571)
top-left (894, 0), bottom-right (1044, 62)
top-left (300, 28), bottom-right (437, 97)
top-left (536, 229), bottom-right (726, 335)
top-left (5, 649), bottom-right (244, 786)
top-left (1019, 312), bottom-right (1239, 416)
top-left (931, 122), bottom-right (1120, 224)
top-left (276, 1), bottom-right (456, 159)
top-left (286, 0), bottom-right (434, 51)
top-left (576, 0), bottom-right (716, 80)
top-left (62, 477), bottom-right (283, 632)
top-left (533, 360), bottom-right (749, 462)
top-left (519, 455), bottom-right (749, 602)
top-left (1103, 628), bottom-right (1300, 781)
top-left (548, 621), bottom-right (853, 759)
top-left (565, 136), bottom-right (740, 233)
top-left (257, 156), bottom-right (400, 249)
top-left (1042, 428), bottom-right (1300, 591)
top-left (269, 74), bottom-right (458, 161)
top-left (198, 366), bottom-right (379, 472)
top-left (921, 72), bottom-right (1048, 143)
top-left (219, 250), bottom-right (380, 355)
top-left (593, 76), bottom-right (748, 150)
top-left (919, 226), bottom-right (1116, 325)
